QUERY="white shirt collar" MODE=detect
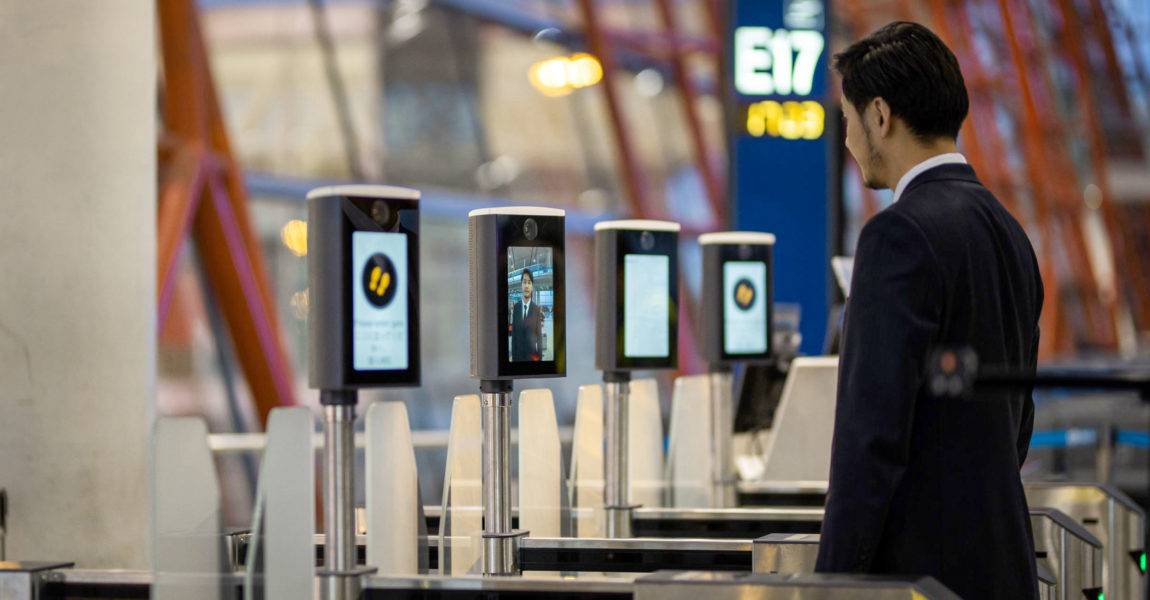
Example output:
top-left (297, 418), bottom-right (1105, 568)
top-left (892, 153), bottom-right (967, 203)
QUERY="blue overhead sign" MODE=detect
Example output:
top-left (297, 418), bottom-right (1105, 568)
top-left (729, 0), bottom-right (833, 355)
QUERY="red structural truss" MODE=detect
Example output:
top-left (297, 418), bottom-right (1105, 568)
top-left (839, 0), bottom-right (1150, 358)
top-left (157, 0), bottom-right (297, 427)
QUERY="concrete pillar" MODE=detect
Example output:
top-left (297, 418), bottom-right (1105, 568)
top-left (0, 1), bottom-right (155, 568)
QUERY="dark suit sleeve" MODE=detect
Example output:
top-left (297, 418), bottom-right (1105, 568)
top-left (1017, 326), bottom-right (1039, 466)
top-left (815, 210), bottom-right (943, 573)
top-left (510, 301), bottom-right (521, 359)
top-left (533, 306), bottom-right (543, 355)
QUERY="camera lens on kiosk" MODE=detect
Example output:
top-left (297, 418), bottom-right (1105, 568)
top-left (523, 218), bottom-right (538, 240)
top-left (640, 231), bottom-right (655, 251)
top-left (371, 200), bottom-right (392, 227)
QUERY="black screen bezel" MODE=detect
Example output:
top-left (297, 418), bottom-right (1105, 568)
top-left (614, 229), bottom-right (679, 370)
top-left (496, 214), bottom-right (566, 378)
top-left (341, 196), bottom-right (421, 387)
top-left (718, 243), bottom-right (773, 363)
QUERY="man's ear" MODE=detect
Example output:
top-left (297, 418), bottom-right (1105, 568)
top-left (872, 97), bottom-right (892, 138)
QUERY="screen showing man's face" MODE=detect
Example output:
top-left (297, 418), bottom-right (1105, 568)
top-left (507, 246), bottom-right (554, 363)
top-left (521, 271), bottom-right (534, 302)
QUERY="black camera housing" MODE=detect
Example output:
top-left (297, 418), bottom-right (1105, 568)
top-left (308, 185), bottom-right (421, 389)
top-left (699, 231), bottom-right (775, 367)
top-left (469, 207), bottom-right (566, 381)
top-left (594, 220), bottom-right (680, 373)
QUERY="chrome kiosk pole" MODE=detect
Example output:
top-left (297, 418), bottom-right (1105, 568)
top-left (308, 186), bottom-right (423, 598)
top-left (594, 220), bottom-right (681, 538)
top-left (480, 380), bottom-right (520, 575)
top-left (319, 392), bottom-right (365, 600)
top-left (708, 368), bottom-right (737, 508)
top-left (603, 372), bottom-right (635, 538)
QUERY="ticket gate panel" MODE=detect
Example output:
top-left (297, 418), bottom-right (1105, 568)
top-left (1026, 482), bottom-right (1146, 599)
top-left (363, 572), bottom-right (635, 599)
top-left (634, 571), bottom-right (961, 600)
top-left (753, 533), bottom-right (819, 574)
top-left (1035, 563), bottom-right (1058, 600)
top-left (1029, 508), bottom-right (1102, 600)
top-left (752, 527), bottom-right (1060, 599)
top-left (759, 357), bottom-right (838, 482)
top-left (632, 507), bottom-right (823, 539)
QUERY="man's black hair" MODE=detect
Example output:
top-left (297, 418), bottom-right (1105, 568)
top-left (521, 269), bottom-right (534, 283)
top-left (834, 22), bottom-right (969, 141)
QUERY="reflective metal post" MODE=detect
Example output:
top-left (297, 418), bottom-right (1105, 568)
top-left (710, 370), bottom-right (736, 508)
top-left (320, 391), bottom-right (360, 599)
top-left (604, 374), bottom-right (634, 538)
top-left (480, 381), bottom-right (523, 575)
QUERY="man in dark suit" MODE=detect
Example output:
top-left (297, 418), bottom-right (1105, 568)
top-left (511, 268), bottom-right (543, 361)
top-left (814, 22), bottom-right (1043, 599)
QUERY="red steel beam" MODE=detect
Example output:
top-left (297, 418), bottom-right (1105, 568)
top-left (157, 147), bottom-right (204, 329)
top-left (1052, 0), bottom-right (1150, 334)
top-left (577, 0), bottom-right (655, 218)
top-left (1006, 0), bottom-right (1119, 349)
top-left (605, 28), bottom-right (720, 58)
top-left (654, 0), bottom-right (725, 226)
top-left (950, 0), bottom-right (1065, 356)
top-left (157, 0), bottom-right (297, 426)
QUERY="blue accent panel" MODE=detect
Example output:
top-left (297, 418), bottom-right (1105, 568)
top-left (733, 136), bottom-right (830, 354)
top-left (1116, 430), bottom-right (1150, 449)
top-left (1029, 428), bottom-right (1098, 449)
top-left (729, 0), bottom-right (832, 355)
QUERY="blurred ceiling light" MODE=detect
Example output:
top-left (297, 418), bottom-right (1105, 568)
top-left (567, 53), bottom-right (603, 87)
top-left (529, 53), bottom-right (603, 97)
top-left (635, 68), bottom-right (665, 97)
top-left (281, 219), bottom-right (308, 257)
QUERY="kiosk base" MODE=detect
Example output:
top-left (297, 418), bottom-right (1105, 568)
top-left (605, 504), bottom-right (641, 539)
top-left (318, 566), bottom-right (377, 600)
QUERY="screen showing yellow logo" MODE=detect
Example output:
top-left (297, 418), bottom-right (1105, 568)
top-left (369, 267), bottom-right (391, 298)
top-left (362, 253), bottom-right (398, 308)
top-left (734, 278), bottom-right (756, 310)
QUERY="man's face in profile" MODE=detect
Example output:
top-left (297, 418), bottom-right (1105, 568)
top-left (841, 94), bottom-right (887, 190)
top-left (521, 273), bottom-right (533, 303)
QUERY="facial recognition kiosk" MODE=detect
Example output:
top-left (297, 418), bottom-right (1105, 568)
top-left (307, 185), bottom-right (421, 598)
top-left (698, 231), bottom-right (775, 508)
top-left (469, 206), bottom-right (566, 574)
top-left (594, 219), bottom-right (680, 538)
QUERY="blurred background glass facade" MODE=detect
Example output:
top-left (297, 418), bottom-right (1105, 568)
top-left (158, 0), bottom-right (1150, 525)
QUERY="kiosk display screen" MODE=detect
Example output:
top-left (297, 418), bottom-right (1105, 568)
top-left (723, 260), bottom-right (768, 355)
top-left (507, 246), bottom-right (555, 363)
top-left (623, 253), bottom-right (670, 358)
top-left (351, 231), bottom-right (409, 371)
